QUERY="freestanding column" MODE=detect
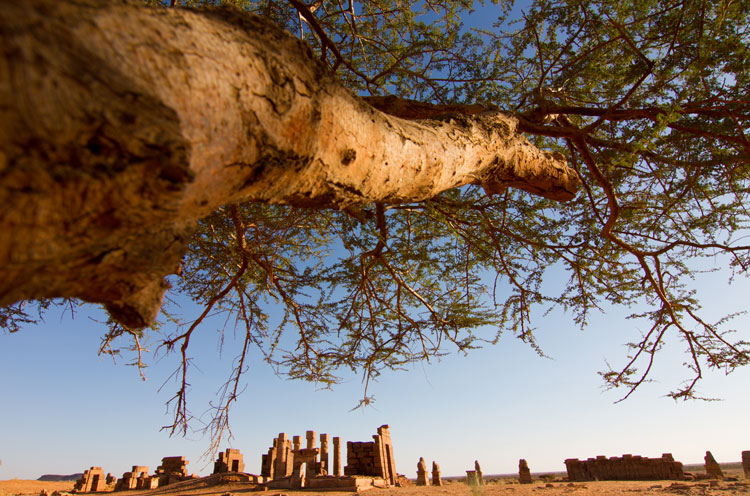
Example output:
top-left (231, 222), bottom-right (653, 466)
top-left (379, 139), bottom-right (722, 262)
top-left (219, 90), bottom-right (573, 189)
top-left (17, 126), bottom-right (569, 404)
top-left (332, 437), bottom-right (342, 476)
top-left (293, 435), bottom-right (302, 451)
top-left (320, 433), bottom-right (330, 474)
top-left (519, 459), bottom-right (532, 484)
top-left (432, 461), bottom-right (442, 486)
top-left (416, 457), bottom-right (430, 486)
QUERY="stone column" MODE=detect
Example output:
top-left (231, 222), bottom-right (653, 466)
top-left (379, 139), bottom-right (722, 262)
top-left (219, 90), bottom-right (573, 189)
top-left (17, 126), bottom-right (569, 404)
top-left (742, 451), bottom-right (750, 479)
top-left (376, 425), bottom-right (397, 486)
top-left (474, 460), bottom-right (485, 486)
top-left (432, 461), bottom-right (442, 486)
top-left (306, 430), bottom-right (317, 449)
top-left (333, 437), bottom-right (342, 476)
top-left (704, 451), bottom-right (723, 480)
top-left (320, 433), bottom-right (330, 474)
top-left (274, 433), bottom-right (292, 478)
top-left (293, 435), bottom-right (302, 451)
top-left (519, 459), bottom-right (532, 484)
top-left (416, 457), bottom-right (430, 486)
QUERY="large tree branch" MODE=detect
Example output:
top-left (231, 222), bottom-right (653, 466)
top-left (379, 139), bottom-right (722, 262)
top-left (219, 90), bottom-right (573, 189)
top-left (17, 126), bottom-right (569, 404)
top-left (0, 0), bottom-right (578, 328)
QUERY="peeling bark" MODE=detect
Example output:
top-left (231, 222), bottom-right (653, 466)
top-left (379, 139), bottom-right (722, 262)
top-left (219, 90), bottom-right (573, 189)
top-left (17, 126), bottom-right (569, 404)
top-left (0, 0), bottom-right (579, 327)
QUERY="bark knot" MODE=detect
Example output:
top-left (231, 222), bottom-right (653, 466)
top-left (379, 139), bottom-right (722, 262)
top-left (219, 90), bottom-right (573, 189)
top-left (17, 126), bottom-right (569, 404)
top-left (341, 148), bottom-right (356, 166)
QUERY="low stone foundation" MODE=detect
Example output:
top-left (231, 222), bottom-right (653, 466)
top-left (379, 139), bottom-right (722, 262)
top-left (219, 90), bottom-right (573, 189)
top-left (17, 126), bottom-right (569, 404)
top-left (565, 454), bottom-right (684, 482)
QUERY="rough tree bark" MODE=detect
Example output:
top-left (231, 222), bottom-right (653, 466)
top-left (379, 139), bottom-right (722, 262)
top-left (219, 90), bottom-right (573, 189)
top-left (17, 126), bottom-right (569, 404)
top-left (0, 0), bottom-right (579, 328)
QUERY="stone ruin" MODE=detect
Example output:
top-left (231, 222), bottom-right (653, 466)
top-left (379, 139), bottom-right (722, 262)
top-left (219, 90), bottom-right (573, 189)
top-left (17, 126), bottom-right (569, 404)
top-left (213, 449), bottom-right (245, 474)
top-left (74, 455), bottom-right (205, 493)
top-left (260, 425), bottom-right (398, 490)
top-left (261, 431), bottom-right (325, 482)
top-left (704, 451), bottom-right (723, 480)
top-left (113, 466), bottom-right (156, 491)
top-left (519, 459), bottom-right (532, 484)
top-left (73, 467), bottom-right (116, 493)
top-left (416, 457), bottom-right (429, 486)
top-left (64, 439), bottom-right (750, 493)
top-left (155, 456), bottom-right (191, 486)
top-left (344, 425), bottom-right (397, 486)
top-left (565, 454), bottom-right (684, 482)
top-left (466, 460), bottom-right (485, 486)
top-left (432, 461), bottom-right (442, 486)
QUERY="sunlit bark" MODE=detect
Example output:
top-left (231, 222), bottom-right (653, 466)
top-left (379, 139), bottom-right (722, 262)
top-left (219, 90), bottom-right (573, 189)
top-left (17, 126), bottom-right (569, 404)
top-left (0, 0), bottom-right (578, 327)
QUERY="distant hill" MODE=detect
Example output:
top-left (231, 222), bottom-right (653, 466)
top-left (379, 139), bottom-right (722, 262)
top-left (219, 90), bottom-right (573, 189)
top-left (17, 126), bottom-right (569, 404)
top-left (37, 474), bottom-right (82, 482)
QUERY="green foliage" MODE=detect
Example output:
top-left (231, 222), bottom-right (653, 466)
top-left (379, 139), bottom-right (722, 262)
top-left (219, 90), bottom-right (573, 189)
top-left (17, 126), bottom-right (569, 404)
top-left (3, 0), bottom-right (749, 443)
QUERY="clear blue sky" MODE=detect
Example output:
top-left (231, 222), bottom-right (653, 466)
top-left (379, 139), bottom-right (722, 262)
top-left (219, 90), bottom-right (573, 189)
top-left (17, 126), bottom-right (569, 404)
top-left (2, 0), bottom-right (749, 483)
top-left (2, 257), bottom-right (748, 480)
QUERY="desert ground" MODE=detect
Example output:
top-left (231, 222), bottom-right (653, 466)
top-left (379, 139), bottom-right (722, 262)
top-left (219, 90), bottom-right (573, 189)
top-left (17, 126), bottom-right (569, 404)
top-left (2, 469), bottom-right (748, 496)
top-left (0, 481), bottom-right (75, 496)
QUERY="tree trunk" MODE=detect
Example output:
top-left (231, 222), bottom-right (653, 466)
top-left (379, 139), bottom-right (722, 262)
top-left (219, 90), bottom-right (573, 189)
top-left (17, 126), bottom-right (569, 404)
top-left (0, 0), bottom-right (579, 328)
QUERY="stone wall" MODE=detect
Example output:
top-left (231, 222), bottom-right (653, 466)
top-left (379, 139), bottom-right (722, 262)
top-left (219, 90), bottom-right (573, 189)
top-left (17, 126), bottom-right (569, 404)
top-left (343, 425), bottom-right (396, 486)
top-left (344, 441), bottom-right (378, 476)
top-left (564, 454), bottom-right (684, 482)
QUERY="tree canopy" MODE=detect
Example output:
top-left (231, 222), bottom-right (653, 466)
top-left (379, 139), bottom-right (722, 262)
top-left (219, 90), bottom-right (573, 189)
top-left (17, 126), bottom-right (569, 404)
top-left (1, 0), bottom-right (749, 448)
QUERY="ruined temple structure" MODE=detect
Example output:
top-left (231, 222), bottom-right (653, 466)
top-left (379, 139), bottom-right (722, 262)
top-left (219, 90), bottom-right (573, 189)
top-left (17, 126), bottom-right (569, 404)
top-left (742, 451), bottom-right (750, 479)
top-left (344, 425), bottom-right (398, 486)
top-left (261, 431), bottom-right (319, 482)
top-left (519, 459), bottom-right (532, 484)
top-left (261, 425), bottom-right (398, 490)
top-left (74, 468), bottom-right (116, 493)
top-left (156, 456), bottom-right (191, 486)
top-left (213, 449), bottom-right (245, 474)
top-left (565, 454), bottom-right (685, 482)
top-left (261, 433), bottom-right (291, 480)
top-left (432, 461), bottom-right (442, 487)
top-left (113, 466), bottom-right (157, 491)
top-left (416, 457), bottom-right (430, 486)
top-left (704, 451), bottom-right (723, 480)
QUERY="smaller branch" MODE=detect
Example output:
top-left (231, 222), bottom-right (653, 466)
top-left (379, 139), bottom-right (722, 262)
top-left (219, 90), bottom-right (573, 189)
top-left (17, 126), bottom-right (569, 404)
top-left (285, 0), bottom-right (373, 82)
top-left (160, 205), bottom-right (249, 436)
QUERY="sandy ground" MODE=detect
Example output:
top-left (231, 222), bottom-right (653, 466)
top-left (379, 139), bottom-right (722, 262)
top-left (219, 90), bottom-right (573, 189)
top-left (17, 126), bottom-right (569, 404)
top-left (2, 474), bottom-right (749, 496)
top-left (0, 480), bottom-right (74, 496)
